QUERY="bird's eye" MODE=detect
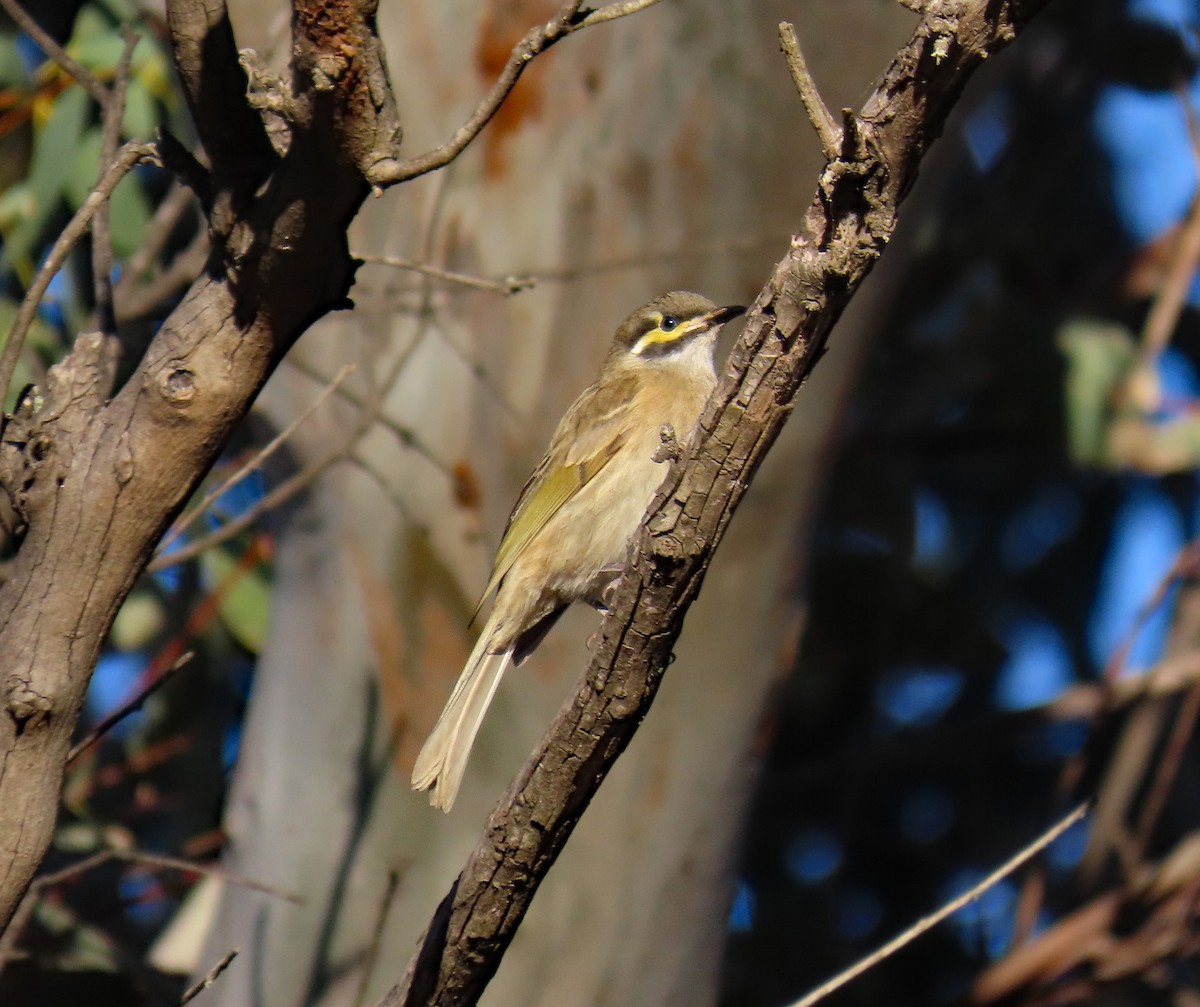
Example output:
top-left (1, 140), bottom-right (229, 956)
top-left (660, 315), bottom-right (679, 332)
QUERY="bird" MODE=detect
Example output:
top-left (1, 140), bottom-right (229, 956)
top-left (411, 291), bottom-right (746, 811)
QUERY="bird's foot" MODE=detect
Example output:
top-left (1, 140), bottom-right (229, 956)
top-left (588, 566), bottom-right (624, 613)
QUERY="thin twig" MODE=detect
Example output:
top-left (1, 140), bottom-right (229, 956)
top-left (355, 253), bottom-right (535, 296)
top-left (286, 356), bottom-right (455, 477)
top-left (116, 182), bottom-right (198, 290)
top-left (115, 230), bottom-right (209, 324)
top-left (92, 28), bottom-right (140, 335)
top-left (346, 453), bottom-right (417, 526)
top-left (0, 0), bottom-right (108, 103)
top-left (147, 445), bottom-right (341, 571)
top-left (354, 869), bottom-right (403, 1007)
top-left (157, 364), bottom-right (355, 554)
top-left (111, 848), bottom-right (303, 904)
top-left (1133, 669), bottom-right (1200, 856)
top-left (67, 651), bottom-right (194, 763)
top-left (367, 0), bottom-right (665, 185)
top-left (0, 849), bottom-right (115, 967)
top-left (1138, 91), bottom-right (1200, 359)
top-left (786, 804), bottom-right (1089, 1007)
top-left (0, 141), bottom-right (157, 409)
top-left (778, 22), bottom-right (841, 160)
top-left (180, 948), bottom-right (239, 1005)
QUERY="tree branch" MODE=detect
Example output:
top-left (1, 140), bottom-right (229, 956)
top-left (789, 804), bottom-right (1088, 1007)
top-left (0, 0), bottom-right (408, 935)
top-left (366, 0), bottom-right (666, 186)
top-left (380, 1), bottom-right (1054, 1004)
top-left (91, 28), bottom-right (140, 335)
top-left (165, 0), bottom-right (275, 185)
top-left (0, 141), bottom-right (158, 410)
top-left (778, 22), bottom-right (841, 161)
top-left (0, 0), bottom-right (107, 103)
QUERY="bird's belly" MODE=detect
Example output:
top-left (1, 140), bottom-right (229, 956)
top-left (515, 443), bottom-right (667, 610)
top-left (491, 379), bottom-right (711, 647)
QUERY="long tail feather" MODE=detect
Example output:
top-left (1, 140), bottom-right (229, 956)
top-left (411, 627), bottom-right (512, 812)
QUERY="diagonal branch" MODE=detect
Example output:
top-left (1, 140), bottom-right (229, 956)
top-left (789, 804), bottom-right (1088, 1007)
top-left (0, 0), bottom-right (107, 103)
top-left (778, 22), bottom-right (841, 160)
top-left (0, 142), bottom-right (158, 410)
top-left (379, 1), bottom-right (1055, 1004)
top-left (367, 0), bottom-right (665, 186)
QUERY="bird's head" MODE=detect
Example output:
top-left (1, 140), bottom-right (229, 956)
top-left (610, 291), bottom-right (746, 363)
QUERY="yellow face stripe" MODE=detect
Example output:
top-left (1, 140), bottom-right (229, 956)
top-left (630, 314), bottom-right (710, 355)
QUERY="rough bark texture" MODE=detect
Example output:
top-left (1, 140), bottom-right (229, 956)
top-left (381, 1), bottom-right (1055, 1004)
top-left (0, 0), bottom-right (399, 930)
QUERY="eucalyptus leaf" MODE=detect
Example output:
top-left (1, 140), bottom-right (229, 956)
top-left (199, 545), bottom-right (273, 655)
top-left (2, 83), bottom-right (89, 273)
top-left (1057, 318), bottom-right (1137, 467)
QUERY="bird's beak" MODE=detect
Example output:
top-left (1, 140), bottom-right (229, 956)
top-left (707, 304), bottom-right (747, 326)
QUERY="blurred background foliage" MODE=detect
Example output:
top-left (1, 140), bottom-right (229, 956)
top-left (7, 0), bottom-right (1200, 1004)
top-left (725, 0), bottom-right (1200, 1004)
top-left (0, 1), bottom-right (267, 1001)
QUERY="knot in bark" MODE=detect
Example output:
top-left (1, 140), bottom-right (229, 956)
top-left (158, 364), bottom-right (197, 408)
top-left (5, 674), bottom-right (52, 733)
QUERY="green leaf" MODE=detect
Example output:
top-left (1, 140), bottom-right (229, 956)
top-left (121, 78), bottom-right (157, 139)
top-left (65, 125), bottom-right (103, 208)
top-left (0, 34), bottom-right (30, 88)
top-left (199, 546), bottom-right (273, 655)
top-left (65, 6), bottom-right (119, 67)
top-left (1057, 318), bottom-right (1137, 466)
top-left (2, 83), bottom-right (89, 275)
top-left (106, 166), bottom-right (151, 258)
top-left (110, 591), bottom-right (166, 650)
top-left (65, 125), bottom-right (152, 259)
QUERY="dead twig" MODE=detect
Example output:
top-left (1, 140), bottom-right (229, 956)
top-left (353, 869), bottom-right (404, 1007)
top-left (92, 28), bottom-right (140, 335)
top-left (111, 847), bottom-right (302, 904)
top-left (285, 355), bottom-right (455, 477)
top-left (0, 849), bottom-right (114, 967)
top-left (367, 0), bottom-right (665, 185)
top-left (356, 253), bottom-right (536, 296)
top-left (1139, 89), bottom-right (1200, 360)
top-left (67, 651), bottom-right (194, 764)
top-left (156, 364), bottom-right (355, 555)
top-left (115, 230), bottom-right (209, 324)
top-left (789, 805), bottom-right (1089, 1007)
top-left (778, 22), bottom-right (841, 160)
top-left (180, 948), bottom-right (239, 1005)
top-left (0, 0), bottom-right (108, 103)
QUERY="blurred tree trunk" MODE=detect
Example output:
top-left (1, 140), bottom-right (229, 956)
top-left (187, 2), bottom-right (914, 1004)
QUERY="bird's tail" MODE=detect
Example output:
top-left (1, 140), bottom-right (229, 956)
top-left (411, 627), bottom-right (512, 812)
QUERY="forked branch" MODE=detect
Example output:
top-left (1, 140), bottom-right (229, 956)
top-left (367, 0), bottom-right (666, 185)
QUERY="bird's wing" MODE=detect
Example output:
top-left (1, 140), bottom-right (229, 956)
top-left (473, 373), bottom-right (636, 618)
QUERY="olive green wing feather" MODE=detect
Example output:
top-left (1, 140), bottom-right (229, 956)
top-left (472, 374), bottom-right (636, 619)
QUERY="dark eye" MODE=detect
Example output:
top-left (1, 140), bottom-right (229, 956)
top-left (660, 315), bottom-right (679, 332)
